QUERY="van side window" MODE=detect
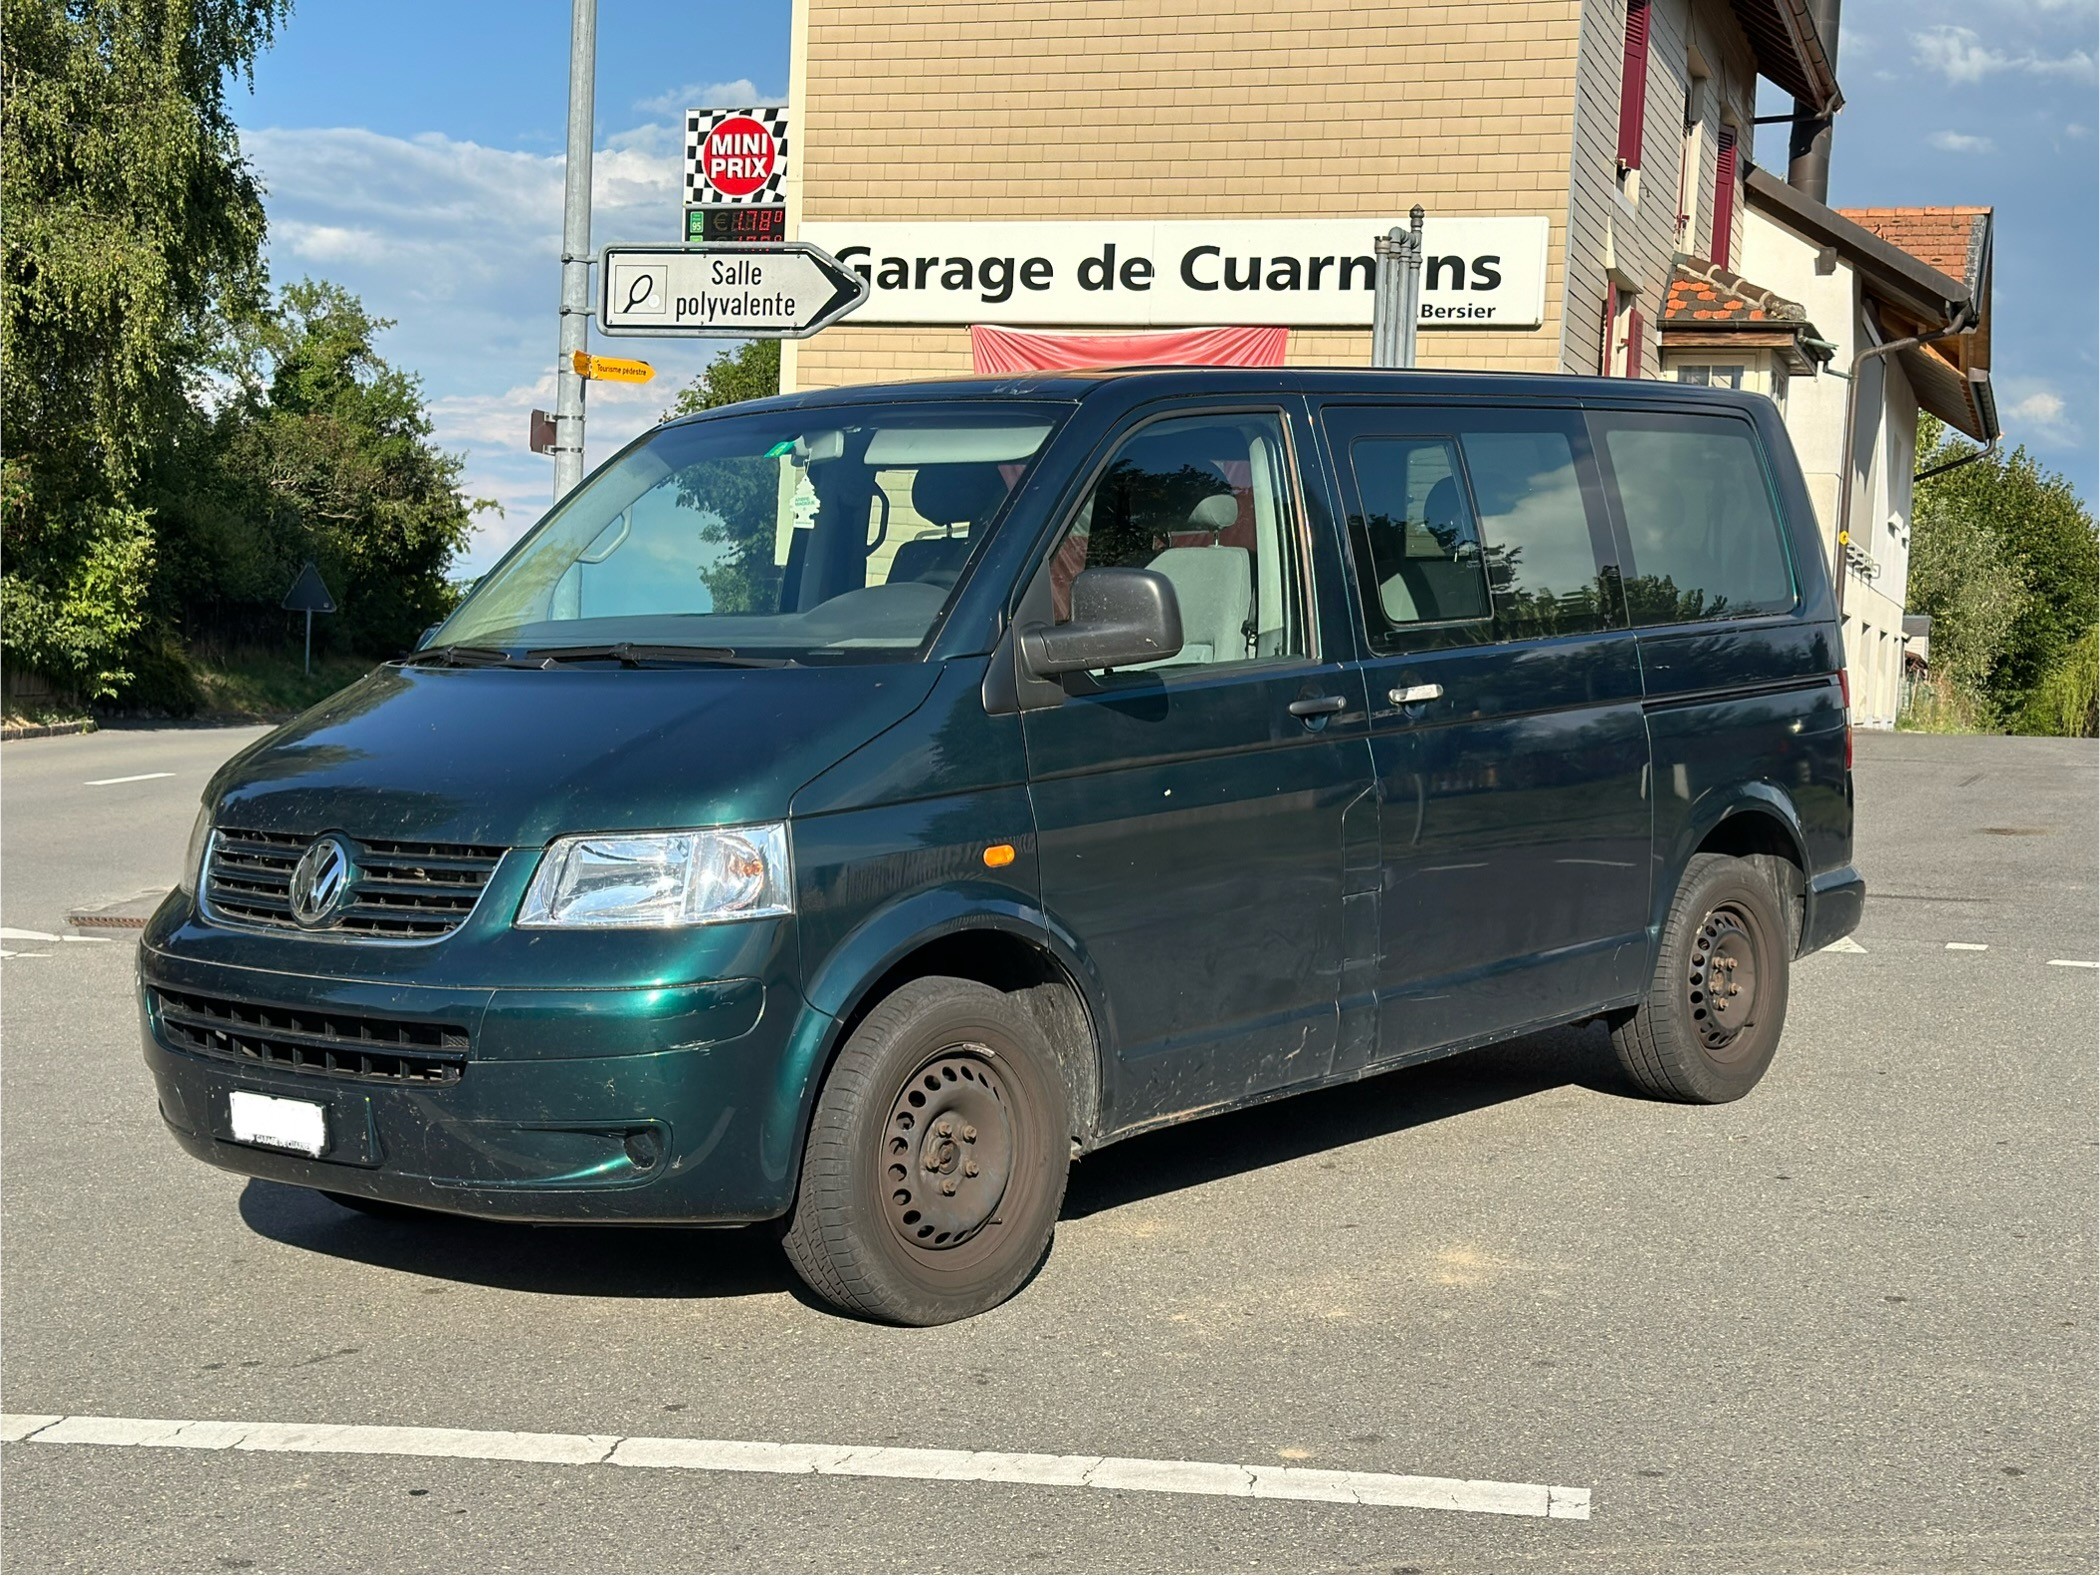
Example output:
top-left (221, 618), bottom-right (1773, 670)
top-left (1346, 436), bottom-right (1491, 627)
top-left (1457, 425), bottom-right (1620, 638)
top-left (1049, 412), bottom-right (1303, 669)
top-left (1598, 414), bottom-right (1797, 623)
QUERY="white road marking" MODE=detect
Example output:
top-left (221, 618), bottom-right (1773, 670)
top-left (0, 928), bottom-right (62, 942)
top-left (1822, 937), bottom-right (1868, 953)
top-left (2046, 959), bottom-right (2099, 969)
top-left (0, 951), bottom-right (53, 960)
top-left (83, 772), bottom-right (175, 786)
top-left (1945, 942), bottom-right (1989, 951)
top-left (0, 1413), bottom-right (1591, 1521)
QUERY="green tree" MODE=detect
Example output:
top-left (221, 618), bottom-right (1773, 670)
top-left (666, 337), bottom-right (781, 418)
top-left (1, 0), bottom-right (288, 696)
top-left (1908, 417), bottom-right (2099, 734)
top-left (665, 339), bottom-right (783, 613)
top-left (152, 280), bottom-right (481, 665)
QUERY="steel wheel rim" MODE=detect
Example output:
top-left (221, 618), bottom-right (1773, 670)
top-left (1688, 902), bottom-right (1763, 1055)
top-left (879, 1045), bottom-right (1015, 1252)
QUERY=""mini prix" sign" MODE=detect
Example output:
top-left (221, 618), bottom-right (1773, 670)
top-left (684, 106), bottom-right (789, 207)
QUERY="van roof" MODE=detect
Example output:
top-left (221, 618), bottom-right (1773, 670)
top-left (689, 365), bottom-right (1773, 422)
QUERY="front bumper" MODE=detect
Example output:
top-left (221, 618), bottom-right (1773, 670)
top-left (140, 901), bottom-right (833, 1225)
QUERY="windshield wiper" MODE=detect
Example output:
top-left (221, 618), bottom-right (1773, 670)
top-left (403, 645), bottom-right (542, 669)
top-left (522, 642), bottom-right (797, 669)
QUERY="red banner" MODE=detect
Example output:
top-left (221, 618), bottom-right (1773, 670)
top-left (969, 324), bottom-right (1289, 374)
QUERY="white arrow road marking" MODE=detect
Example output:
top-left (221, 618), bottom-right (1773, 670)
top-left (83, 772), bottom-right (175, 786)
top-left (1822, 937), bottom-right (1868, 953)
top-left (0, 1413), bottom-right (1591, 1520)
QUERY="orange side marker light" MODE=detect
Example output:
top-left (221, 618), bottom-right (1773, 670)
top-left (982, 843), bottom-right (1017, 869)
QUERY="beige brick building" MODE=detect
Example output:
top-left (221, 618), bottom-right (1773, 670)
top-left (779, 0), bottom-right (1840, 392)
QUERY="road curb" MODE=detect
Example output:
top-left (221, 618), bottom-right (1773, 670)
top-left (0, 720), bottom-right (94, 742)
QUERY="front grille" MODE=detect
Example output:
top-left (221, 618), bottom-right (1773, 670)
top-left (206, 827), bottom-right (504, 940)
top-left (152, 988), bottom-right (467, 1084)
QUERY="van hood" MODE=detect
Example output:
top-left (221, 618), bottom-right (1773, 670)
top-left (208, 662), bottom-right (946, 847)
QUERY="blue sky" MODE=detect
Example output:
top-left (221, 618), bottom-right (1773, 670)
top-left (234, 0), bottom-right (2095, 571)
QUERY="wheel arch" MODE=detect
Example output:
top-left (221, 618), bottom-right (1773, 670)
top-left (799, 890), bottom-right (1112, 1157)
top-left (1665, 786), bottom-right (1811, 952)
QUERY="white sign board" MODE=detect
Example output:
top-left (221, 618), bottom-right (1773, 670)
top-left (597, 244), bottom-right (867, 339)
top-left (797, 218), bottom-right (1551, 329)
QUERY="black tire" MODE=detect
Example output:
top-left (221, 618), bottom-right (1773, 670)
top-left (321, 1190), bottom-right (430, 1221)
top-left (1610, 852), bottom-right (1791, 1103)
top-left (781, 976), bottom-right (1070, 1325)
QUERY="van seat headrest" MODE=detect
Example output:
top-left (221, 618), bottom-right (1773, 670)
top-left (912, 464), bottom-right (1010, 530)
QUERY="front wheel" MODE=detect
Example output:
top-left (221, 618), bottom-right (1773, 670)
top-left (781, 976), bottom-right (1071, 1325)
top-left (1609, 853), bottom-right (1791, 1103)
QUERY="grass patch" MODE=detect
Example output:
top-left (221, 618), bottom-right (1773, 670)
top-left (188, 650), bottom-right (376, 722)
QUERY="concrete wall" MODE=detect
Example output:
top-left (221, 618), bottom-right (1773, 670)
top-left (785, 0), bottom-right (1596, 390)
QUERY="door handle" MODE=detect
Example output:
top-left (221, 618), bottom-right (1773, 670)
top-left (1288, 694), bottom-right (1349, 718)
top-left (1389, 683), bottom-right (1443, 706)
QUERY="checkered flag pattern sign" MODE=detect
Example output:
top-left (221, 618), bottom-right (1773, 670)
top-left (685, 106), bottom-right (789, 206)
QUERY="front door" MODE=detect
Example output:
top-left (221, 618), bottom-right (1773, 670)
top-left (1317, 401), bottom-right (1652, 1070)
top-left (1019, 405), bottom-right (1370, 1134)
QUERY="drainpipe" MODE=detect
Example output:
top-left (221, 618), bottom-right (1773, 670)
top-left (1788, 0), bottom-right (1842, 201)
top-left (1833, 314), bottom-right (1969, 613)
top-left (1914, 435), bottom-right (1998, 484)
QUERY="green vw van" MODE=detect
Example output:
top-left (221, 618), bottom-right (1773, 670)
top-left (142, 368), bottom-right (1863, 1324)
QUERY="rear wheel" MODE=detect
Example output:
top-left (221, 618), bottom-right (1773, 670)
top-left (781, 976), bottom-right (1070, 1325)
top-left (1610, 852), bottom-right (1790, 1103)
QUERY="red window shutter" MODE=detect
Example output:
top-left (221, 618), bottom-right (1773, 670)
top-left (1711, 126), bottom-right (1739, 266)
top-left (1617, 0), bottom-right (1651, 168)
top-left (1625, 305), bottom-right (1644, 378)
top-left (1600, 281), bottom-right (1619, 374)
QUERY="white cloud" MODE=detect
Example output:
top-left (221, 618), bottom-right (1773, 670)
top-left (1911, 25), bottom-right (2097, 83)
top-left (632, 77), bottom-right (768, 117)
top-left (2007, 389), bottom-right (2080, 446)
top-left (1927, 130), bottom-right (1996, 153)
top-left (248, 122), bottom-right (733, 570)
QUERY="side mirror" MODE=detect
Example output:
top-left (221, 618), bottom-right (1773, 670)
top-left (1020, 567), bottom-right (1183, 677)
top-left (416, 624), bottom-right (443, 651)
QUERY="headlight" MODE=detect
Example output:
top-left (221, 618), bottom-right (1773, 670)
top-left (517, 824), bottom-right (792, 929)
top-left (178, 805), bottom-right (213, 896)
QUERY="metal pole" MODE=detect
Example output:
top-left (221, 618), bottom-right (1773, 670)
top-left (553, 0), bottom-right (597, 502)
top-left (303, 610), bottom-right (312, 676)
top-left (1397, 204), bottom-right (1426, 370)
top-left (1371, 228), bottom-right (1402, 369)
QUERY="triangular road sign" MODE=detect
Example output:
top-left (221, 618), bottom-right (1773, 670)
top-left (282, 561), bottom-right (337, 614)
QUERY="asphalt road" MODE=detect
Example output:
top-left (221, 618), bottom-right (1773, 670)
top-left (2, 725), bottom-right (2094, 1573)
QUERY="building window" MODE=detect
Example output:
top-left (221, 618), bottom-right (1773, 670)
top-left (1711, 124), bottom-right (1740, 267)
top-left (1674, 364), bottom-right (1745, 389)
top-left (1677, 60), bottom-right (1709, 252)
top-left (1603, 286), bottom-right (1644, 377)
top-left (1771, 366), bottom-right (1788, 413)
top-left (1618, 0), bottom-right (1652, 182)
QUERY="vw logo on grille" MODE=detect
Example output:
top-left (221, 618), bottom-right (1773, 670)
top-left (288, 834), bottom-right (359, 928)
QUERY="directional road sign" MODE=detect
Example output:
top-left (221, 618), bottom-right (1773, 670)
top-left (571, 351), bottom-right (655, 383)
top-left (597, 243), bottom-right (868, 339)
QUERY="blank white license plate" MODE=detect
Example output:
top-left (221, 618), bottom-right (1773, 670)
top-left (228, 1089), bottom-right (328, 1157)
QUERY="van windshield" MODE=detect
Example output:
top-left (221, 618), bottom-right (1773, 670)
top-left (432, 401), bottom-right (1068, 662)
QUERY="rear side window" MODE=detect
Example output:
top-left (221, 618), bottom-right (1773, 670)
top-left (1347, 436), bottom-right (1491, 627)
top-left (1599, 413), bottom-right (1797, 623)
top-left (1458, 423), bottom-right (1619, 638)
